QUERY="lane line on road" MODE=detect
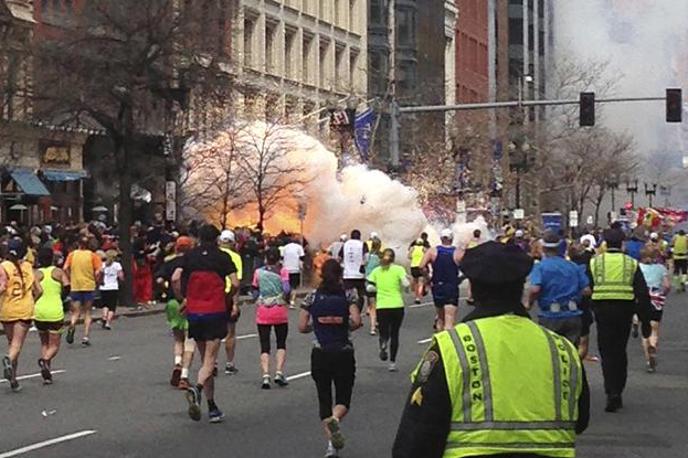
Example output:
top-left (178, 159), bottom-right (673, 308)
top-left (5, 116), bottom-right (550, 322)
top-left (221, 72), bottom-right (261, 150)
top-left (0, 370), bottom-right (66, 384)
top-left (286, 371), bottom-right (311, 382)
top-left (221, 333), bottom-right (257, 343)
top-left (417, 338), bottom-right (433, 345)
top-left (0, 430), bottom-right (97, 458)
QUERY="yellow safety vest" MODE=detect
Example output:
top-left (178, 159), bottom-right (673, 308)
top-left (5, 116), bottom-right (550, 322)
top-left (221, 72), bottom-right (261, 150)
top-left (410, 245), bottom-right (425, 268)
top-left (589, 252), bottom-right (636, 301)
top-left (673, 235), bottom-right (687, 259)
top-left (424, 315), bottom-right (581, 458)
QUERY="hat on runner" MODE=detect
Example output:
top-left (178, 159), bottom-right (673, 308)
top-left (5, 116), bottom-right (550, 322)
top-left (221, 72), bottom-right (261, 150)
top-left (220, 229), bottom-right (235, 243)
top-left (515, 229), bottom-right (524, 238)
top-left (175, 236), bottom-right (194, 251)
top-left (370, 231), bottom-right (380, 239)
top-left (340, 234), bottom-right (348, 241)
top-left (461, 241), bottom-right (533, 285)
top-left (7, 238), bottom-right (26, 259)
top-left (580, 234), bottom-right (596, 249)
top-left (440, 229), bottom-right (453, 240)
top-left (650, 232), bottom-right (659, 241)
top-left (542, 230), bottom-right (560, 249)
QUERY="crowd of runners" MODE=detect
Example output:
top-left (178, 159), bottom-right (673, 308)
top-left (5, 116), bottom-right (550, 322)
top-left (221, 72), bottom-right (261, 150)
top-left (0, 217), bottom-right (683, 457)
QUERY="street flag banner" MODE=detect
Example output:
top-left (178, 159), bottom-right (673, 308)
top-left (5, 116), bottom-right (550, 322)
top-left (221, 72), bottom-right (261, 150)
top-left (354, 107), bottom-right (375, 162)
top-left (637, 207), bottom-right (688, 228)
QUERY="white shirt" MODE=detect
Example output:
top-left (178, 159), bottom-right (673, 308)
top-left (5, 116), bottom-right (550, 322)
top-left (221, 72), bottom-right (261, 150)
top-left (101, 261), bottom-right (122, 291)
top-left (282, 243), bottom-right (305, 274)
top-left (342, 239), bottom-right (366, 279)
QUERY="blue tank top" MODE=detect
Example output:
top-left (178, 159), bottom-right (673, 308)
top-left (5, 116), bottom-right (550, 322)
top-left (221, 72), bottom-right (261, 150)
top-left (309, 290), bottom-right (352, 352)
top-left (432, 245), bottom-right (459, 286)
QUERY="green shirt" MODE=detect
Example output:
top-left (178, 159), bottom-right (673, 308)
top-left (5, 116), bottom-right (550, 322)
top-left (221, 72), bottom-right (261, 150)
top-left (367, 264), bottom-right (407, 309)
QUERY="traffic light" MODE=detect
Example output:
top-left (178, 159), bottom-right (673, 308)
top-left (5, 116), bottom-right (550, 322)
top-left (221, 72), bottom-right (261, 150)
top-left (666, 88), bottom-right (682, 123)
top-left (579, 92), bottom-right (595, 126)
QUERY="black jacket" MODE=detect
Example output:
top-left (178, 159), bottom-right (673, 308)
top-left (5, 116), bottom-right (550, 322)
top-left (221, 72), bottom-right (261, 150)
top-left (392, 303), bottom-right (590, 458)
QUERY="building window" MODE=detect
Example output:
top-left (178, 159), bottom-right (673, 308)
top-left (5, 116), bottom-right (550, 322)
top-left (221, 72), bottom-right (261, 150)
top-left (370, 0), bottom-right (386, 26)
top-left (285, 28), bottom-right (297, 80)
top-left (265, 21), bottom-right (277, 74)
top-left (369, 50), bottom-right (388, 95)
top-left (243, 17), bottom-right (256, 67)
top-left (319, 40), bottom-right (330, 88)
top-left (349, 0), bottom-right (356, 31)
top-left (397, 62), bottom-right (416, 92)
top-left (335, 44), bottom-right (345, 90)
top-left (349, 49), bottom-right (359, 90)
top-left (303, 34), bottom-right (314, 84)
top-left (397, 8), bottom-right (415, 47)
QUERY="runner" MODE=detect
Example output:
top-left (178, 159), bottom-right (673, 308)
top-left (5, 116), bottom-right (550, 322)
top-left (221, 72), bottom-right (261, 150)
top-left (34, 247), bottom-right (69, 384)
top-left (408, 239), bottom-right (426, 305)
top-left (157, 236), bottom-right (195, 389)
top-left (252, 248), bottom-right (291, 389)
top-left (298, 259), bottom-right (362, 458)
top-left (671, 229), bottom-right (687, 291)
top-left (364, 238), bottom-right (382, 335)
top-left (281, 236), bottom-right (305, 308)
top-left (64, 236), bottom-right (103, 347)
top-left (328, 235), bottom-right (347, 263)
top-left (419, 229), bottom-right (462, 331)
top-left (339, 230), bottom-right (368, 313)
top-left (367, 249), bottom-right (409, 372)
top-left (638, 247), bottom-right (671, 373)
top-left (219, 230), bottom-right (243, 375)
top-left (1, 238), bottom-right (42, 392)
top-left (172, 225), bottom-right (238, 423)
top-left (99, 250), bottom-right (123, 330)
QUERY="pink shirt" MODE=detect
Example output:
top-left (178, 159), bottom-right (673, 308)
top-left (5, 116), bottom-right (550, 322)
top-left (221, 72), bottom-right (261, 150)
top-left (252, 266), bottom-right (290, 325)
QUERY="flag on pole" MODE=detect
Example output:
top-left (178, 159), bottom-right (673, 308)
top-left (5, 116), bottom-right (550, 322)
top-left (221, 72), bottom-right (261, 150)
top-left (354, 107), bottom-right (376, 162)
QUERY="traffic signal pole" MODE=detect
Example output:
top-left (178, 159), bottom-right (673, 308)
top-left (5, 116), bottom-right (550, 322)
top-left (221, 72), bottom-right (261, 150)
top-left (389, 94), bottom-right (668, 166)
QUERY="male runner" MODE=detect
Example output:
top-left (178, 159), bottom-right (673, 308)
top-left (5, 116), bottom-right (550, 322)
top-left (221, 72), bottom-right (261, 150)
top-left (219, 230), bottom-right (242, 375)
top-left (420, 229), bottom-right (462, 331)
top-left (173, 225), bottom-right (238, 423)
top-left (339, 229), bottom-right (368, 312)
top-left (64, 237), bottom-right (102, 346)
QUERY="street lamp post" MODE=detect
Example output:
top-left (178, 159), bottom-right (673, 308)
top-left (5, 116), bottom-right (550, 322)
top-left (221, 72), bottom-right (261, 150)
top-left (509, 139), bottom-right (531, 209)
top-left (644, 182), bottom-right (657, 207)
top-left (607, 177), bottom-right (619, 214)
top-left (625, 179), bottom-right (638, 208)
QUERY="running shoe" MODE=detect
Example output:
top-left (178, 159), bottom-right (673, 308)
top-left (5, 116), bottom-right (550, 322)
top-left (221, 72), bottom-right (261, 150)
top-left (388, 363), bottom-right (398, 372)
top-left (275, 372), bottom-right (289, 387)
top-left (10, 380), bottom-right (21, 393)
top-left (631, 323), bottom-right (639, 339)
top-left (65, 326), bottom-right (75, 344)
top-left (178, 378), bottom-right (190, 390)
top-left (170, 365), bottom-right (182, 387)
top-left (2, 355), bottom-right (13, 382)
top-left (38, 359), bottom-right (52, 384)
top-left (605, 394), bottom-right (623, 413)
top-left (224, 363), bottom-right (239, 375)
top-left (81, 337), bottom-right (91, 347)
top-left (379, 343), bottom-right (388, 362)
top-left (185, 385), bottom-right (202, 421)
top-left (208, 407), bottom-right (225, 424)
top-left (104, 324), bottom-right (112, 330)
top-left (325, 417), bottom-right (345, 450)
top-left (101, 321), bottom-right (107, 330)
top-left (369, 329), bottom-right (377, 336)
top-left (414, 299), bottom-right (421, 305)
top-left (324, 442), bottom-right (339, 458)
top-left (261, 374), bottom-right (271, 390)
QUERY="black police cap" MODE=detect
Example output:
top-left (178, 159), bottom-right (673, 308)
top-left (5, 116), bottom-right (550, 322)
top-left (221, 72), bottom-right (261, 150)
top-left (461, 241), bottom-right (533, 284)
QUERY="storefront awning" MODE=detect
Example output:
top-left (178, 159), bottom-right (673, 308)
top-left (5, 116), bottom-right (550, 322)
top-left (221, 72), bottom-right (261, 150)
top-left (10, 169), bottom-right (50, 196)
top-left (42, 170), bottom-right (88, 181)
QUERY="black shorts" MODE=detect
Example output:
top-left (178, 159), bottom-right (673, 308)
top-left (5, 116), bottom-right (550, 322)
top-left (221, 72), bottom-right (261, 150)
top-left (410, 267), bottom-right (423, 279)
top-left (35, 320), bottom-right (64, 333)
top-left (674, 259), bottom-right (687, 275)
top-left (226, 308), bottom-right (241, 324)
top-left (289, 273), bottom-right (301, 290)
top-left (99, 290), bottom-right (119, 311)
top-left (432, 283), bottom-right (459, 308)
top-left (188, 317), bottom-right (228, 342)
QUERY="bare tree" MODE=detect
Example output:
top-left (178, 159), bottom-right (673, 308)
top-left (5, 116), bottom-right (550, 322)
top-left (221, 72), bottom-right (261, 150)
top-left (34, 0), bottom-right (234, 303)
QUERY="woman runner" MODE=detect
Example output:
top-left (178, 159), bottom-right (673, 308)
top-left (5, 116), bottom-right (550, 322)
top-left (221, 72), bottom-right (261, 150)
top-left (367, 248), bottom-right (409, 372)
top-left (34, 247), bottom-right (69, 384)
top-left (252, 248), bottom-right (291, 389)
top-left (1, 238), bottom-right (42, 392)
top-left (100, 250), bottom-right (123, 330)
top-left (638, 247), bottom-right (671, 373)
top-left (299, 259), bottom-right (362, 458)
top-left (364, 238), bottom-right (382, 335)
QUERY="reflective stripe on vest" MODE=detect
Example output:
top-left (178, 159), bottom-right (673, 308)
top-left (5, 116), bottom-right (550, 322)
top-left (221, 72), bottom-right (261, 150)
top-left (590, 252), bottom-right (636, 301)
top-left (436, 315), bottom-right (579, 458)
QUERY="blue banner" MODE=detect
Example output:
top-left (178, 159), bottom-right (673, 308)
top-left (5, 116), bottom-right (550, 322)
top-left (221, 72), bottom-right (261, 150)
top-left (354, 108), bottom-right (375, 162)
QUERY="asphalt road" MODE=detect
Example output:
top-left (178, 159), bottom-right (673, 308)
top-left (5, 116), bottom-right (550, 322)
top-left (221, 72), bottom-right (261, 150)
top-left (1, 292), bottom-right (687, 458)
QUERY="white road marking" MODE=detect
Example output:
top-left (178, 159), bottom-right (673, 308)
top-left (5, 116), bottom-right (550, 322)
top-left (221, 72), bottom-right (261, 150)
top-left (0, 370), bottom-right (66, 384)
top-left (0, 430), bottom-right (97, 458)
top-left (286, 371), bottom-right (311, 382)
top-left (107, 356), bottom-right (121, 361)
top-left (221, 333), bottom-right (257, 343)
top-left (417, 338), bottom-right (433, 345)
top-left (409, 301), bottom-right (433, 309)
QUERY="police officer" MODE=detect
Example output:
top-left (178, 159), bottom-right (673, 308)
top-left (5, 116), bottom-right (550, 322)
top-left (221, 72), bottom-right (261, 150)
top-left (393, 242), bottom-right (589, 458)
top-left (589, 228), bottom-right (653, 413)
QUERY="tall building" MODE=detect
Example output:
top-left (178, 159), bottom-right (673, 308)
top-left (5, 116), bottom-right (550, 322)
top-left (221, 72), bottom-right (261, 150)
top-left (231, 0), bottom-right (368, 123)
top-left (455, 0), bottom-right (489, 103)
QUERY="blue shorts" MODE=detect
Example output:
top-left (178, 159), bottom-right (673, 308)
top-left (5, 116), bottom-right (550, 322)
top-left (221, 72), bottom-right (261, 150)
top-left (432, 283), bottom-right (459, 308)
top-left (71, 291), bottom-right (96, 304)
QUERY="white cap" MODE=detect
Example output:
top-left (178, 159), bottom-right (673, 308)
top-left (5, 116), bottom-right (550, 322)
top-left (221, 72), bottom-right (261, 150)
top-left (580, 234), bottom-right (596, 248)
top-left (440, 229), bottom-right (454, 240)
top-left (515, 229), bottom-right (524, 238)
top-left (370, 231), bottom-right (379, 239)
top-left (650, 232), bottom-right (659, 240)
top-left (340, 234), bottom-right (348, 241)
top-left (219, 230), bottom-right (235, 243)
